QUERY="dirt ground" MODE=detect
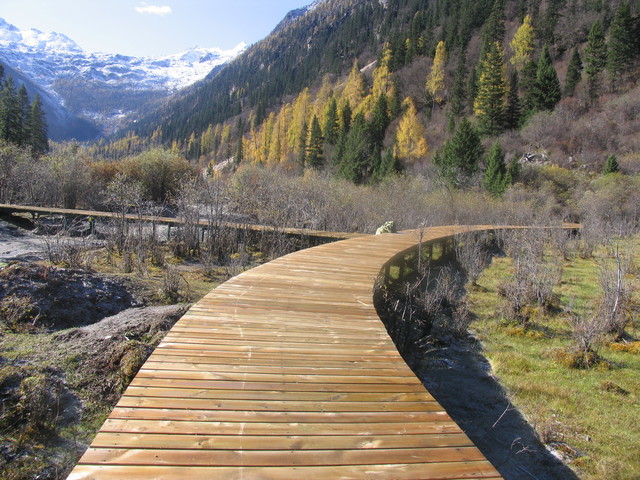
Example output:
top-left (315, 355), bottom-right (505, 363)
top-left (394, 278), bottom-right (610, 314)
top-left (0, 219), bottom-right (46, 262)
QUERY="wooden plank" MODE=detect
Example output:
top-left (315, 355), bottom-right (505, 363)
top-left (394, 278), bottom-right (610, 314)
top-left (69, 225), bottom-right (519, 479)
top-left (69, 464), bottom-right (503, 480)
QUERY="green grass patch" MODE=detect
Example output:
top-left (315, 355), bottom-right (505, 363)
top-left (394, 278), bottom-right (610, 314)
top-left (468, 236), bottom-right (640, 480)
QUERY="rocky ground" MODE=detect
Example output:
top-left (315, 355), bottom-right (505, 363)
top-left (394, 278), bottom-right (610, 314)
top-left (0, 219), bottom-right (192, 479)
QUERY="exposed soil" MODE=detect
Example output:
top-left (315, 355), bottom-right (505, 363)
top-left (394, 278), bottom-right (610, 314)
top-left (0, 262), bottom-right (142, 331)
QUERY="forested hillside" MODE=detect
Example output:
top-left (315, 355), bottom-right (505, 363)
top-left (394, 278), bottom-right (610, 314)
top-left (97, 0), bottom-right (640, 189)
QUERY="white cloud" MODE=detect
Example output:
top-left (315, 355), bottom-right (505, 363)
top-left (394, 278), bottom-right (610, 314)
top-left (135, 3), bottom-right (173, 16)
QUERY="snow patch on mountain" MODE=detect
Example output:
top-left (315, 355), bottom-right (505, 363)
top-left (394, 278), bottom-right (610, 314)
top-left (0, 18), bottom-right (245, 92)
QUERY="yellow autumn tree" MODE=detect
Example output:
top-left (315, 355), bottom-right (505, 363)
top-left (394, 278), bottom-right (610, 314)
top-left (510, 14), bottom-right (535, 71)
top-left (341, 59), bottom-right (367, 112)
top-left (426, 40), bottom-right (447, 105)
top-left (286, 88), bottom-right (311, 155)
top-left (394, 97), bottom-right (429, 162)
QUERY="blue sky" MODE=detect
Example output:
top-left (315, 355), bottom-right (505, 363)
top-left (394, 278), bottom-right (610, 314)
top-left (2, 0), bottom-right (308, 57)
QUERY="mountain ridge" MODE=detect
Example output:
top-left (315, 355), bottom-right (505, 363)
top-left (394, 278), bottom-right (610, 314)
top-left (0, 17), bottom-right (245, 140)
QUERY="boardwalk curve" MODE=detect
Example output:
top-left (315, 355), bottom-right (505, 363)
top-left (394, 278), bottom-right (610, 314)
top-left (69, 225), bottom-right (507, 480)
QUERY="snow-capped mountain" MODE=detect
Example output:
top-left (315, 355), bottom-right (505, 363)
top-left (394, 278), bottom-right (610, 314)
top-left (0, 18), bottom-right (245, 140)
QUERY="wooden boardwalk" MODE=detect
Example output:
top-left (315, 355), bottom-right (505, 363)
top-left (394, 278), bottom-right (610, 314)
top-left (69, 225), bottom-right (506, 480)
top-left (0, 203), bottom-right (363, 242)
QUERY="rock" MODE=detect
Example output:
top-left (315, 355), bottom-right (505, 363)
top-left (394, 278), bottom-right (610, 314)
top-left (375, 221), bottom-right (397, 235)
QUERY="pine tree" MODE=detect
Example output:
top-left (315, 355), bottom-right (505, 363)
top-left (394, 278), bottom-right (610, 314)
top-left (323, 97), bottom-right (339, 145)
top-left (564, 48), bottom-right (583, 96)
top-left (298, 120), bottom-right (308, 168)
top-left (0, 76), bottom-right (22, 145)
top-left (520, 59), bottom-right (538, 118)
top-left (505, 71), bottom-right (521, 130)
top-left (338, 112), bottom-right (371, 184)
top-left (426, 40), bottom-right (447, 107)
top-left (510, 14), bottom-right (535, 72)
top-left (481, 0), bottom-right (506, 55)
top-left (474, 42), bottom-right (507, 136)
top-left (450, 50), bottom-right (468, 117)
top-left (584, 20), bottom-right (608, 97)
top-left (26, 94), bottom-right (48, 155)
top-left (503, 157), bottom-right (520, 187)
top-left (607, 2), bottom-right (635, 81)
top-left (369, 93), bottom-right (390, 150)
top-left (17, 84), bottom-right (29, 146)
top-left (305, 115), bottom-right (324, 169)
top-left (533, 45), bottom-right (562, 111)
top-left (602, 154), bottom-right (620, 174)
top-left (394, 97), bottom-right (429, 163)
top-left (373, 149), bottom-right (400, 181)
top-left (483, 142), bottom-right (507, 196)
top-left (436, 117), bottom-right (484, 183)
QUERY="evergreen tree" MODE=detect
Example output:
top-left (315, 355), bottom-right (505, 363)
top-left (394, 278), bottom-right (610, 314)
top-left (436, 117), bottom-right (484, 183)
top-left (323, 97), bottom-right (339, 145)
top-left (0, 76), bottom-right (22, 145)
top-left (533, 45), bottom-right (561, 111)
top-left (510, 14), bottom-right (535, 72)
top-left (450, 50), bottom-right (468, 117)
top-left (607, 2), bottom-right (635, 81)
top-left (505, 71), bottom-right (521, 130)
top-left (338, 112), bottom-right (371, 184)
top-left (426, 40), bottom-right (447, 107)
top-left (483, 141), bottom-right (507, 196)
top-left (298, 120), bottom-right (308, 168)
top-left (234, 119), bottom-right (244, 165)
top-left (520, 59), bottom-right (538, 118)
top-left (26, 94), bottom-right (48, 155)
top-left (584, 19), bottom-right (608, 97)
top-left (564, 48), bottom-right (583, 96)
top-left (602, 154), bottom-right (620, 174)
top-left (503, 156), bottom-right (520, 187)
top-left (369, 93), bottom-right (390, 150)
top-left (17, 84), bottom-right (29, 146)
top-left (373, 149), bottom-right (400, 181)
top-left (474, 42), bottom-right (507, 136)
top-left (481, 0), bottom-right (506, 55)
top-left (305, 115), bottom-right (324, 169)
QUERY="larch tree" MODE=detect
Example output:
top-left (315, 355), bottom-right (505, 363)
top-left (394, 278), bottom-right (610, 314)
top-left (426, 40), bottom-right (447, 108)
top-left (509, 14), bottom-right (535, 72)
top-left (341, 59), bottom-right (367, 113)
top-left (474, 42), bottom-right (507, 136)
top-left (394, 97), bottom-right (428, 163)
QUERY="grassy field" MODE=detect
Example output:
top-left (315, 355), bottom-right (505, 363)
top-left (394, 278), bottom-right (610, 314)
top-left (467, 236), bottom-right (640, 480)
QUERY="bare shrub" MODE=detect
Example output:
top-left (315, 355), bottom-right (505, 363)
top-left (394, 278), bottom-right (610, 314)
top-left (566, 310), bottom-right (608, 369)
top-left (497, 230), bottom-right (563, 325)
top-left (161, 265), bottom-right (191, 303)
top-left (455, 232), bottom-right (493, 286)
top-left (598, 245), bottom-right (630, 339)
